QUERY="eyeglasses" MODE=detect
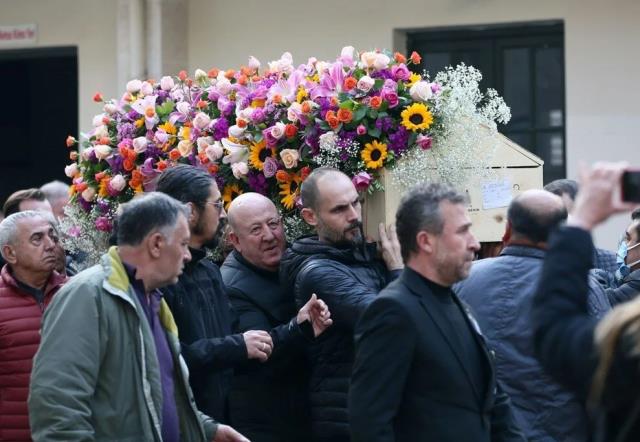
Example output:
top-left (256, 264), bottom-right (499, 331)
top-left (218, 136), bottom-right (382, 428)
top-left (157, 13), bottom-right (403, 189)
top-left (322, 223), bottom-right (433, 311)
top-left (206, 200), bottom-right (225, 211)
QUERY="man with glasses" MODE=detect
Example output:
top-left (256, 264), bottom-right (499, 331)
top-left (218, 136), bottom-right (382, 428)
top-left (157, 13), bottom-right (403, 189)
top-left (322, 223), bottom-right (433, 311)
top-left (221, 192), bottom-right (333, 442)
top-left (157, 165), bottom-right (275, 424)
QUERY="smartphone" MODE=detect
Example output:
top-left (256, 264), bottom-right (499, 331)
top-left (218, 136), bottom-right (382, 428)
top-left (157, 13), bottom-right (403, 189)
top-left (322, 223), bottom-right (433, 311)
top-left (622, 170), bottom-right (640, 202)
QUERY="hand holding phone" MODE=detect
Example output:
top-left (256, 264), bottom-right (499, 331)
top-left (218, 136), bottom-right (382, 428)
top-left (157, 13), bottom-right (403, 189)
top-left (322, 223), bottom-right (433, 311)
top-left (622, 170), bottom-right (640, 203)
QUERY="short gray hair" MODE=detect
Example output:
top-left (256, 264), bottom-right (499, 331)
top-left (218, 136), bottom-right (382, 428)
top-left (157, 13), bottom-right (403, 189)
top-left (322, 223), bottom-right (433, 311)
top-left (116, 192), bottom-right (189, 246)
top-left (40, 180), bottom-right (70, 201)
top-left (0, 210), bottom-right (58, 254)
top-left (396, 183), bottom-right (467, 261)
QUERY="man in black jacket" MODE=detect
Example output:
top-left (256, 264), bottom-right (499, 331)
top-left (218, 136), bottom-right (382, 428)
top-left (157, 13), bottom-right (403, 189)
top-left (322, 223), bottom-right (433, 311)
top-left (280, 167), bottom-right (403, 442)
top-left (221, 192), bottom-right (332, 442)
top-left (349, 183), bottom-right (525, 442)
top-left (157, 165), bottom-right (275, 423)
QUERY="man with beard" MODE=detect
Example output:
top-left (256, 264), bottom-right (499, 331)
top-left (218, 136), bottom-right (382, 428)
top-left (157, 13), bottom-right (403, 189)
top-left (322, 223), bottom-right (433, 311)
top-left (221, 193), bottom-right (333, 442)
top-left (349, 183), bottom-right (525, 442)
top-left (280, 167), bottom-right (404, 442)
top-left (157, 165), bottom-right (274, 424)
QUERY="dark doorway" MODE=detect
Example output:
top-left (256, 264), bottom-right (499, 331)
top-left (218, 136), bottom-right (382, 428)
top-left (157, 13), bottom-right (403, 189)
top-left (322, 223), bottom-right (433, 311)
top-left (407, 21), bottom-right (565, 184)
top-left (0, 46), bottom-right (77, 205)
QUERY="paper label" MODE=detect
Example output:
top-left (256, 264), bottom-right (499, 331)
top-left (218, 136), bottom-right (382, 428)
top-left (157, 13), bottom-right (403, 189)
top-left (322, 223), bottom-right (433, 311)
top-left (481, 180), bottom-right (512, 210)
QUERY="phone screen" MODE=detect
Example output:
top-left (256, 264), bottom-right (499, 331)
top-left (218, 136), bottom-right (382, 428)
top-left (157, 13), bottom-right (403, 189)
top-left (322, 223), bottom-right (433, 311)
top-left (622, 170), bottom-right (640, 202)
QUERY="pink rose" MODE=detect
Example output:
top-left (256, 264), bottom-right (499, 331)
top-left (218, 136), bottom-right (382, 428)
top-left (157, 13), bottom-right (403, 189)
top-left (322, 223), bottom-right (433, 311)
top-left (356, 124), bottom-right (367, 135)
top-left (262, 157), bottom-right (278, 178)
top-left (155, 131), bottom-right (169, 144)
top-left (126, 79), bottom-right (142, 93)
top-left (382, 89), bottom-right (399, 108)
top-left (64, 164), bottom-right (79, 178)
top-left (176, 101), bottom-right (191, 116)
top-left (95, 216), bottom-right (112, 232)
top-left (160, 76), bottom-right (175, 91)
top-left (417, 134), bottom-right (433, 150)
top-left (248, 56), bottom-right (261, 70)
top-left (352, 172), bottom-right (372, 192)
top-left (110, 174), bottom-right (126, 192)
top-left (140, 81), bottom-right (154, 96)
top-left (270, 122), bottom-right (286, 140)
top-left (193, 112), bottom-right (211, 130)
top-left (82, 187), bottom-right (96, 202)
top-left (357, 75), bottom-right (375, 93)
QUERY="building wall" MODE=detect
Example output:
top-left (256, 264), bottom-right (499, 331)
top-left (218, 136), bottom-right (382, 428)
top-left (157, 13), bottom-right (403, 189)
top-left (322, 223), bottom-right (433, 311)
top-left (0, 0), bottom-right (119, 134)
top-left (188, 0), bottom-right (640, 248)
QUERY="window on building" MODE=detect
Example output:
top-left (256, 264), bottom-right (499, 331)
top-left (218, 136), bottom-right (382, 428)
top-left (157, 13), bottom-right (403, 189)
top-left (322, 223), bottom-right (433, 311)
top-left (407, 21), bottom-right (565, 184)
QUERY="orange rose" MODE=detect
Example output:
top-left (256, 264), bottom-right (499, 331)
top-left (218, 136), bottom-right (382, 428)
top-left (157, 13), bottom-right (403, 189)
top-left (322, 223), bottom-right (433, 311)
top-left (327, 115), bottom-right (339, 129)
top-left (196, 100), bottom-right (208, 109)
top-left (169, 149), bottom-right (181, 161)
top-left (237, 118), bottom-right (248, 128)
top-left (208, 164), bottom-right (219, 174)
top-left (225, 69), bottom-right (235, 80)
top-left (275, 170), bottom-right (290, 183)
top-left (69, 151), bottom-right (78, 161)
top-left (93, 92), bottom-right (103, 102)
top-left (198, 152), bottom-right (210, 164)
top-left (285, 124), bottom-right (298, 138)
top-left (410, 51), bottom-right (422, 64)
top-left (185, 78), bottom-right (193, 87)
top-left (66, 135), bottom-right (76, 147)
top-left (95, 172), bottom-right (106, 181)
top-left (157, 160), bottom-right (168, 171)
top-left (370, 96), bottom-right (382, 109)
top-left (272, 94), bottom-right (283, 105)
top-left (301, 101), bottom-right (312, 114)
top-left (123, 158), bottom-right (135, 172)
top-left (208, 68), bottom-right (219, 78)
top-left (300, 166), bottom-right (312, 181)
top-left (337, 108), bottom-right (353, 123)
top-left (75, 182), bottom-right (88, 192)
top-left (178, 70), bottom-right (188, 81)
top-left (238, 74), bottom-right (248, 86)
top-left (330, 97), bottom-right (339, 107)
top-left (394, 52), bottom-right (407, 63)
top-left (98, 137), bottom-right (111, 145)
top-left (343, 77), bottom-right (357, 91)
top-left (241, 66), bottom-right (252, 76)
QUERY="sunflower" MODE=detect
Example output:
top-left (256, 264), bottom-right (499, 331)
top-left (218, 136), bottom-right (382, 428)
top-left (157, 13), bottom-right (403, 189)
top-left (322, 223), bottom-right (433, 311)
top-left (361, 140), bottom-right (388, 170)
top-left (279, 173), bottom-right (302, 210)
top-left (406, 72), bottom-right (422, 87)
top-left (400, 103), bottom-right (433, 132)
top-left (248, 139), bottom-right (276, 171)
top-left (222, 183), bottom-right (243, 210)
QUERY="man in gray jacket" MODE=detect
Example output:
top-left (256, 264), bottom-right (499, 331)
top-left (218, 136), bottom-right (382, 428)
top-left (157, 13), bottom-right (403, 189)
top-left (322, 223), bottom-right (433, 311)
top-left (456, 189), bottom-right (610, 441)
top-left (28, 193), bottom-right (248, 442)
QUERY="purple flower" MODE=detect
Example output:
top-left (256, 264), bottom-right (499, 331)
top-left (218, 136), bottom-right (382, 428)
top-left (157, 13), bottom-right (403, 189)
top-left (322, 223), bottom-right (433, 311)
top-left (381, 89), bottom-right (399, 108)
top-left (391, 64), bottom-right (411, 81)
top-left (78, 198), bottom-right (92, 213)
top-left (375, 116), bottom-right (395, 132)
top-left (117, 123), bottom-right (136, 142)
top-left (247, 172), bottom-right (268, 195)
top-left (252, 107), bottom-right (266, 123)
top-left (106, 155), bottom-right (124, 175)
top-left (431, 83), bottom-right (442, 94)
top-left (352, 172), bottom-right (372, 192)
top-left (212, 118), bottom-right (229, 141)
top-left (95, 216), bottom-right (113, 232)
top-left (388, 126), bottom-right (410, 155)
top-left (263, 157), bottom-right (278, 178)
top-left (97, 200), bottom-right (111, 214)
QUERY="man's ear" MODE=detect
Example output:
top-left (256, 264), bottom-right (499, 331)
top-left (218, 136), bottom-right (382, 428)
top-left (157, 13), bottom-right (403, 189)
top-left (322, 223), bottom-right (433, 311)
top-left (502, 220), bottom-right (512, 245)
top-left (228, 230), bottom-right (241, 252)
top-left (1, 245), bottom-right (17, 265)
top-left (185, 202), bottom-right (198, 229)
top-left (300, 207), bottom-right (318, 227)
top-left (415, 230), bottom-right (435, 255)
top-left (146, 232), bottom-right (165, 259)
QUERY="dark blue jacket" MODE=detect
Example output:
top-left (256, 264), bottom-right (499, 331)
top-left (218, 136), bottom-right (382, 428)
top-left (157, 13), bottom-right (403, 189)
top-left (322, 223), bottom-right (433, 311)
top-left (456, 245), bottom-right (610, 441)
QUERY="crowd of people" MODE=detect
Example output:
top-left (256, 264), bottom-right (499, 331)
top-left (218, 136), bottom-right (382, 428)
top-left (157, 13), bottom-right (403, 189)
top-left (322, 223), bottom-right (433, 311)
top-left (0, 163), bottom-right (639, 442)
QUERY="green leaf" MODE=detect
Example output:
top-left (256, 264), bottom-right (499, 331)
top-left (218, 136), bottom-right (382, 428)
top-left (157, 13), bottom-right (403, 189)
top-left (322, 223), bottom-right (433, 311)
top-left (373, 79), bottom-right (384, 90)
top-left (339, 100), bottom-right (355, 110)
top-left (353, 106), bottom-right (367, 122)
top-left (367, 108), bottom-right (378, 119)
top-left (368, 126), bottom-right (381, 138)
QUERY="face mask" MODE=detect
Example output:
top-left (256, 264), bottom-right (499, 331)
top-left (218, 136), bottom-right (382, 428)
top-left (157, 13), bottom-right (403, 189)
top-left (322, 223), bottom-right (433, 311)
top-left (615, 239), bottom-right (640, 283)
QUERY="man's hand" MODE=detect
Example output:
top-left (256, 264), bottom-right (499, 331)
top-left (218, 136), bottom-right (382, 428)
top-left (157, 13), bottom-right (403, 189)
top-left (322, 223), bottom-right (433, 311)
top-left (297, 293), bottom-right (333, 337)
top-left (213, 424), bottom-right (250, 442)
top-left (243, 330), bottom-right (273, 362)
top-left (568, 162), bottom-right (637, 231)
top-left (379, 223), bottom-right (404, 271)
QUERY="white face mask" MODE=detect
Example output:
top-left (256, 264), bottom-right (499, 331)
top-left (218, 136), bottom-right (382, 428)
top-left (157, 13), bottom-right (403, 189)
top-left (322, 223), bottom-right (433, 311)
top-left (615, 239), bottom-right (640, 282)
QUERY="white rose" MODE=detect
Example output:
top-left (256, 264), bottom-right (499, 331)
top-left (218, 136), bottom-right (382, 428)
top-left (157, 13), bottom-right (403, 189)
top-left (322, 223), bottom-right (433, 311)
top-left (357, 75), bottom-right (375, 93)
top-left (82, 187), bottom-right (96, 202)
top-left (81, 147), bottom-right (94, 161)
top-left (373, 53), bottom-right (391, 70)
top-left (140, 81), bottom-right (154, 96)
top-left (196, 136), bottom-right (213, 152)
top-left (248, 56), bottom-right (261, 70)
top-left (176, 101), bottom-right (191, 116)
top-left (126, 79), bottom-right (142, 93)
top-left (92, 113), bottom-right (105, 127)
top-left (287, 103), bottom-right (302, 122)
top-left (94, 145), bottom-right (112, 160)
top-left (409, 81), bottom-right (433, 102)
top-left (160, 76), bottom-right (175, 91)
top-left (315, 61), bottom-right (330, 74)
top-left (231, 161), bottom-right (249, 179)
top-left (194, 69), bottom-right (208, 81)
top-left (341, 46), bottom-right (356, 60)
top-left (192, 112), bottom-right (211, 130)
top-left (170, 88), bottom-right (185, 102)
top-left (216, 78), bottom-right (232, 95)
top-left (360, 51), bottom-right (377, 68)
top-left (132, 136), bottom-right (148, 154)
top-left (228, 124), bottom-right (246, 139)
top-left (103, 102), bottom-right (118, 115)
top-left (270, 122), bottom-right (286, 140)
top-left (110, 174), bottom-right (126, 192)
top-left (279, 149), bottom-right (300, 169)
top-left (94, 125), bottom-right (109, 140)
top-left (177, 140), bottom-right (193, 157)
top-left (205, 142), bottom-right (223, 161)
top-left (64, 164), bottom-right (79, 178)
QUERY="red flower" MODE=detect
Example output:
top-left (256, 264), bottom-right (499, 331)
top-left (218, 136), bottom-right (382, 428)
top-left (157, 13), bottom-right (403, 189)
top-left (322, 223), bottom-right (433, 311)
top-left (93, 92), bottom-right (103, 102)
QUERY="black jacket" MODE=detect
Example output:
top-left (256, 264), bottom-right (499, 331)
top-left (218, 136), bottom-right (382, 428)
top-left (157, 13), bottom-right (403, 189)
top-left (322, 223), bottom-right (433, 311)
top-left (279, 236), bottom-right (399, 442)
top-left (533, 226), bottom-right (640, 441)
top-left (349, 267), bottom-right (526, 442)
top-left (221, 250), bottom-right (311, 442)
top-left (162, 247), bottom-right (246, 423)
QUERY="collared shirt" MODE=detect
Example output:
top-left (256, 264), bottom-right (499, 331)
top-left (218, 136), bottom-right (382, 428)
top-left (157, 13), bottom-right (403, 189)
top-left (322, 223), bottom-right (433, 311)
top-left (122, 262), bottom-right (180, 442)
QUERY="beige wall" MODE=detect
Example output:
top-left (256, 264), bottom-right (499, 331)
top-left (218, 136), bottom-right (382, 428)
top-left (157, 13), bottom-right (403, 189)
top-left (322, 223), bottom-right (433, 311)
top-left (0, 0), bottom-right (119, 134)
top-left (188, 0), bottom-right (639, 248)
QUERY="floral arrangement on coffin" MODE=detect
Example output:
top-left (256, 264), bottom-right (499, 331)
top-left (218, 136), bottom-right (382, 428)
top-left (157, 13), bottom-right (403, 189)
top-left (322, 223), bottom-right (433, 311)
top-left (62, 46), bottom-right (510, 265)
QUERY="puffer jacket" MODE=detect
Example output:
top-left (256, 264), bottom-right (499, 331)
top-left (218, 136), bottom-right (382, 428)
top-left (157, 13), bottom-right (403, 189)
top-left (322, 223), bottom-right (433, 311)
top-left (29, 247), bottom-right (217, 442)
top-left (456, 245), bottom-right (609, 441)
top-left (279, 236), bottom-right (399, 442)
top-left (0, 265), bottom-right (66, 442)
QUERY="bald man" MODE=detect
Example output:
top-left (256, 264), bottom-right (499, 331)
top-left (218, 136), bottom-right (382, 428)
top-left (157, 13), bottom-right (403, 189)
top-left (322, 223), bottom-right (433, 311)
top-left (221, 192), bottom-right (332, 442)
top-left (455, 190), bottom-right (610, 441)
